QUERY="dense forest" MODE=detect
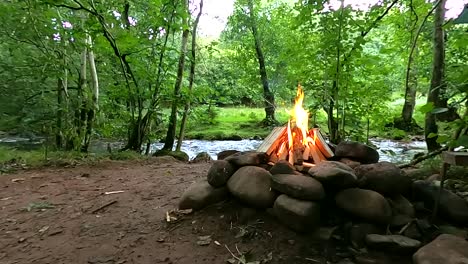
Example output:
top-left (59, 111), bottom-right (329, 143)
top-left (0, 0), bottom-right (467, 155)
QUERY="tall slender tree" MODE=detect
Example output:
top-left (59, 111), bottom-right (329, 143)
top-left (246, 0), bottom-right (278, 126)
top-left (425, 0), bottom-right (445, 151)
top-left (177, 0), bottom-right (204, 151)
top-left (163, 0), bottom-right (190, 151)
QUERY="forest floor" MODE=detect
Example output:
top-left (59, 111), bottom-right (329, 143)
top-left (0, 157), bottom-right (347, 264)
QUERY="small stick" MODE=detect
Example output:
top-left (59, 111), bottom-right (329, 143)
top-left (91, 200), bottom-right (117, 214)
top-left (398, 220), bottom-right (414, 235)
top-left (104, 190), bottom-right (125, 195)
top-left (225, 245), bottom-right (245, 264)
top-left (303, 145), bottom-right (310, 160)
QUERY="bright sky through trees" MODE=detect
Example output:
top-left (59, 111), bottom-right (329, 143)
top-left (195, 0), bottom-right (468, 38)
top-left (196, 0), bottom-right (235, 38)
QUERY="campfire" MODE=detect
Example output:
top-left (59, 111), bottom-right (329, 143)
top-left (257, 85), bottom-right (334, 170)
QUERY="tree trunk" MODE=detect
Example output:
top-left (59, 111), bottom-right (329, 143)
top-left (70, 42), bottom-right (88, 151)
top-left (82, 35), bottom-right (99, 152)
top-left (163, 1), bottom-right (190, 151)
top-left (401, 12), bottom-right (419, 128)
top-left (176, 0), bottom-right (203, 151)
top-left (425, 0), bottom-right (445, 151)
top-left (56, 78), bottom-right (64, 148)
top-left (123, 14), bottom-right (174, 152)
top-left (329, 0), bottom-right (344, 144)
top-left (402, 51), bottom-right (418, 127)
top-left (401, 3), bottom-right (439, 130)
top-left (247, 0), bottom-right (277, 126)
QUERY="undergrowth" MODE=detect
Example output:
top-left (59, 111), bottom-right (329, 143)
top-left (0, 146), bottom-right (145, 174)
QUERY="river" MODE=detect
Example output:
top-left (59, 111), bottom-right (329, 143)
top-left (1, 136), bottom-right (427, 164)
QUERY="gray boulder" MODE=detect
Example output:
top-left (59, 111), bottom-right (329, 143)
top-left (355, 162), bottom-right (410, 195)
top-left (217, 150), bottom-right (240, 160)
top-left (388, 194), bottom-right (415, 227)
top-left (179, 181), bottom-right (228, 210)
top-left (153, 149), bottom-right (189, 162)
top-left (207, 160), bottom-right (236, 187)
top-left (335, 188), bottom-right (392, 224)
top-left (413, 234), bottom-right (468, 264)
top-left (191, 152), bottom-right (213, 163)
top-left (308, 161), bottom-right (357, 189)
top-left (338, 158), bottom-right (361, 169)
top-left (273, 194), bottom-right (320, 232)
top-left (412, 180), bottom-right (468, 224)
top-left (366, 234), bottom-right (421, 253)
top-left (335, 141), bottom-right (379, 164)
top-left (349, 223), bottom-right (384, 249)
top-left (270, 160), bottom-right (296, 175)
top-left (227, 166), bottom-right (276, 208)
top-left (389, 194), bottom-right (415, 217)
top-left (270, 174), bottom-right (325, 201)
top-left (225, 151), bottom-right (268, 167)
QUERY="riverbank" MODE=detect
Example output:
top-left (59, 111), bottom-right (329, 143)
top-left (1, 137), bottom-right (427, 174)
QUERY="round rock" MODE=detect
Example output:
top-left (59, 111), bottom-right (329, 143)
top-left (412, 180), bottom-right (468, 224)
top-left (355, 162), bottom-right (410, 195)
top-left (153, 149), bottom-right (189, 162)
top-left (225, 151), bottom-right (268, 167)
top-left (179, 181), bottom-right (228, 210)
top-left (413, 234), bottom-right (468, 264)
top-left (308, 161), bottom-right (357, 190)
top-left (217, 150), bottom-right (240, 160)
top-left (227, 166), bottom-right (276, 208)
top-left (270, 160), bottom-right (296, 175)
top-left (389, 194), bottom-right (415, 217)
top-left (338, 158), bottom-right (361, 169)
top-left (349, 223), bottom-right (384, 249)
top-left (191, 152), bottom-right (213, 163)
top-left (207, 160), bottom-right (236, 187)
top-left (335, 188), bottom-right (392, 224)
top-left (273, 194), bottom-right (320, 232)
top-left (335, 141), bottom-right (379, 164)
top-left (365, 234), bottom-right (421, 253)
top-left (271, 174), bottom-right (325, 201)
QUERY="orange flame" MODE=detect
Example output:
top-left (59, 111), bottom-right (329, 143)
top-left (289, 84), bottom-right (309, 146)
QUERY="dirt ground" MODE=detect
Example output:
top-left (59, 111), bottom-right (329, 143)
top-left (0, 157), bottom-right (341, 264)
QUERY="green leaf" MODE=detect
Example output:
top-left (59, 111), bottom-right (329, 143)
top-left (431, 107), bottom-right (449, 114)
top-left (456, 135), bottom-right (468, 148)
top-left (436, 134), bottom-right (450, 144)
top-left (427, 133), bottom-right (438, 139)
top-left (419, 103), bottom-right (434, 114)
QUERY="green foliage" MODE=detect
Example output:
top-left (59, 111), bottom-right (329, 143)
top-left (0, 0), bottom-right (467, 151)
top-left (0, 146), bottom-right (145, 173)
top-left (184, 107), bottom-right (289, 140)
top-left (189, 106), bottom-right (219, 125)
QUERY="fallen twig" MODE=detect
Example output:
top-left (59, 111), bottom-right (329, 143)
top-left (398, 146), bottom-right (448, 168)
top-left (91, 200), bottom-right (117, 214)
top-left (225, 244), bottom-right (245, 264)
top-left (398, 219), bottom-right (415, 235)
top-left (104, 190), bottom-right (125, 195)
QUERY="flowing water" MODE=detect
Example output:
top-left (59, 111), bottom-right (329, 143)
top-left (1, 136), bottom-right (427, 164)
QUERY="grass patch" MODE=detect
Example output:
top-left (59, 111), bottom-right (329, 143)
top-left (185, 107), bottom-right (293, 140)
top-left (0, 146), bottom-right (145, 173)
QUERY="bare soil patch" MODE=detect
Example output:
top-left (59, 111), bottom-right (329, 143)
top-left (0, 157), bottom-right (331, 264)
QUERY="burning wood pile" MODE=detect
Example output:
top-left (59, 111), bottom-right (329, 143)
top-left (177, 84), bottom-right (468, 260)
top-left (257, 85), bottom-right (334, 169)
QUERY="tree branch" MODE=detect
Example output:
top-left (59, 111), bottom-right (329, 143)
top-left (398, 146), bottom-right (448, 168)
top-left (404, 0), bottom-right (440, 113)
top-left (342, 0), bottom-right (399, 66)
top-left (53, 4), bottom-right (83, 10)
